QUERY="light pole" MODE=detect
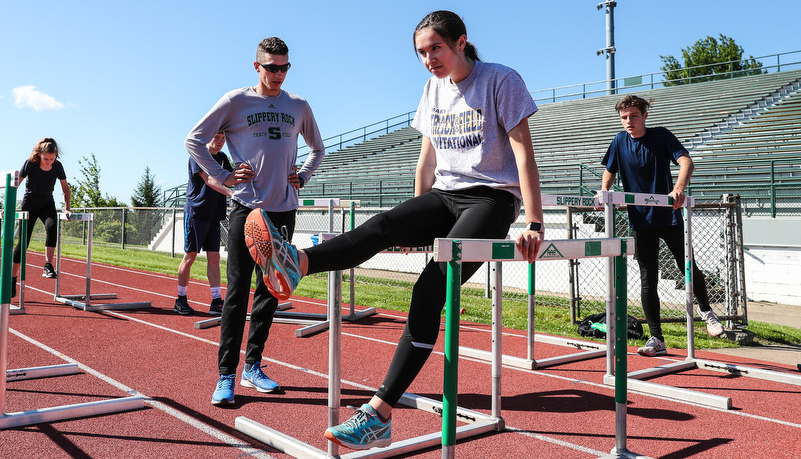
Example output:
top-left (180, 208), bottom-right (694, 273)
top-left (597, 1), bottom-right (617, 95)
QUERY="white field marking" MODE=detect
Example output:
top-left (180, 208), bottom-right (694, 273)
top-left (8, 327), bottom-right (275, 459)
top-left (27, 257), bottom-right (801, 432)
top-left (505, 426), bottom-right (607, 456)
top-left (27, 251), bottom-right (223, 291)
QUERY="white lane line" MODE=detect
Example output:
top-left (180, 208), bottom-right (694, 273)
top-left (8, 327), bottom-right (275, 458)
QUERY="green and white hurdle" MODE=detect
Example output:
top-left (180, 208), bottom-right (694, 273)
top-left (599, 191), bottom-right (801, 413)
top-left (459, 194), bottom-right (611, 370)
top-left (0, 209), bottom-right (28, 315)
top-left (1, 172), bottom-right (144, 429)
top-left (54, 212), bottom-right (151, 312)
top-left (235, 233), bottom-right (635, 458)
top-left (433, 236), bottom-right (641, 459)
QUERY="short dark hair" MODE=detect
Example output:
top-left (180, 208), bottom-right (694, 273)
top-left (615, 95), bottom-right (653, 114)
top-left (257, 37), bottom-right (289, 61)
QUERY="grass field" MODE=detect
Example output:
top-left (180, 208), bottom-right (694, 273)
top-left (17, 239), bottom-right (801, 351)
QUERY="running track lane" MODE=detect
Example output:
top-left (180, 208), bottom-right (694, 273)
top-left (2, 252), bottom-right (800, 458)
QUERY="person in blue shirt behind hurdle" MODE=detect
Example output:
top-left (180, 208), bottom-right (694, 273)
top-left (243, 10), bottom-right (545, 450)
top-left (601, 94), bottom-right (725, 358)
top-left (174, 132), bottom-right (234, 316)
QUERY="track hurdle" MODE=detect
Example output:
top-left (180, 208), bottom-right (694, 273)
top-left (0, 209), bottom-right (28, 315)
top-left (599, 191), bottom-right (801, 411)
top-left (234, 235), bottom-right (632, 458)
top-left (0, 172), bottom-right (144, 429)
top-left (53, 212), bottom-right (151, 311)
top-left (433, 236), bottom-right (635, 458)
top-left (458, 194), bottom-right (611, 370)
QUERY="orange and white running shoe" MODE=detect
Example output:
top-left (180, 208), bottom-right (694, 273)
top-left (244, 208), bottom-right (303, 301)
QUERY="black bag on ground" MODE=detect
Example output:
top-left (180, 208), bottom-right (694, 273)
top-left (577, 313), bottom-right (643, 339)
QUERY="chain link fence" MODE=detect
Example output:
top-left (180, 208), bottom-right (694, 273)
top-left (293, 196), bottom-right (746, 327)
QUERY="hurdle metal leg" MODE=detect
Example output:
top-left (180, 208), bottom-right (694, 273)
top-left (4, 211), bottom-right (28, 315)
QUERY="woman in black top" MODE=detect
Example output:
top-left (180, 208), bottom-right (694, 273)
top-left (11, 138), bottom-right (71, 296)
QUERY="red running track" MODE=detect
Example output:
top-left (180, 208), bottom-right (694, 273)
top-left (2, 251), bottom-right (800, 458)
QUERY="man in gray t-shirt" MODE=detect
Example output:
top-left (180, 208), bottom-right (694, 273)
top-left (185, 37), bottom-right (325, 406)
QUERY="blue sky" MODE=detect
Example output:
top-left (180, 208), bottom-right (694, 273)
top-left (2, 0), bottom-right (799, 205)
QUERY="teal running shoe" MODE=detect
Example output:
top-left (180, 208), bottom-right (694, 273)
top-left (244, 208), bottom-right (302, 301)
top-left (324, 404), bottom-right (391, 450)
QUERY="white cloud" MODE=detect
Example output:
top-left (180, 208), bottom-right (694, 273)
top-left (12, 85), bottom-right (65, 111)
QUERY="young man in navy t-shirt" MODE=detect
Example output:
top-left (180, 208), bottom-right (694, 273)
top-left (601, 95), bottom-right (725, 357)
top-left (175, 132), bottom-right (233, 315)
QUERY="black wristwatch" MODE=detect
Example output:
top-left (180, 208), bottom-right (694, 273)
top-left (526, 222), bottom-right (543, 233)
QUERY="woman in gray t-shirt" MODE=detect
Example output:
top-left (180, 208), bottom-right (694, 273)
top-left (247, 10), bottom-right (546, 450)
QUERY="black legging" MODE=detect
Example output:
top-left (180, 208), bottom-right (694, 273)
top-left (13, 201), bottom-right (58, 264)
top-left (633, 222), bottom-right (711, 342)
top-left (305, 187), bottom-right (518, 406)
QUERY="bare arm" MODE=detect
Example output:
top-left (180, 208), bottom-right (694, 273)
top-left (601, 169), bottom-right (616, 192)
top-left (508, 119), bottom-right (544, 262)
top-left (670, 154), bottom-right (695, 209)
top-left (59, 178), bottom-right (71, 214)
top-left (414, 136), bottom-right (437, 197)
top-left (199, 171), bottom-right (234, 198)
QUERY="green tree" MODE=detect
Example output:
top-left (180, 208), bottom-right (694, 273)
top-left (70, 153), bottom-right (127, 208)
top-left (130, 166), bottom-right (162, 208)
top-left (660, 34), bottom-right (764, 86)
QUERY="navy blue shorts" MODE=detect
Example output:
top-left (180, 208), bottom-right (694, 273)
top-left (184, 215), bottom-right (222, 253)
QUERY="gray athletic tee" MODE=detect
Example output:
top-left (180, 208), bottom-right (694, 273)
top-left (186, 87), bottom-right (325, 212)
top-left (411, 60), bottom-right (537, 204)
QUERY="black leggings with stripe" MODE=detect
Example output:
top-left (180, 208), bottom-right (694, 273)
top-left (305, 187), bottom-right (518, 406)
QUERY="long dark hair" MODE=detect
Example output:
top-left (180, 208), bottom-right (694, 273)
top-left (413, 10), bottom-right (480, 62)
top-left (29, 137), bottom-right (60, 163)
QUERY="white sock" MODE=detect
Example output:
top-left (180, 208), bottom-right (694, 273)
top-left (210, 287), bottom-right (222, 299)
top-left (178, 285), bottom-right (188, 297)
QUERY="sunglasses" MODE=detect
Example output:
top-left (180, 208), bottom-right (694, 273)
top-left (259, 62), bottom-right (291, 73)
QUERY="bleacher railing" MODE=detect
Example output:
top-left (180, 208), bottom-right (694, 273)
top-left (529, 50), bottom-right (801, 104)
top-left (296, 111), bottom-right (416, 164)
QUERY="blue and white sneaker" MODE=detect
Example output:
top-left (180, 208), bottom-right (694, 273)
top-left (241, 362), bottom-right (280, 393)
top-left (324, 404), bottom-right (392, 450)
top-left (212, 374), bottom-right (236, 405)
top-left (244, 208), bottom-right (303, 301)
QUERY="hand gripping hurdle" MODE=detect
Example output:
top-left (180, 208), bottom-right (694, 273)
top-left (54, 212), bottom-right (151, 312)
top-left (599, 191), bottom-right (801, 414)
top-left (1, 172), bottom-right (144, 429)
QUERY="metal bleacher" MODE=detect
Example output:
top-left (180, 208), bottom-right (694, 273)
top-left (299, 69), bottom-right (801, 207)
